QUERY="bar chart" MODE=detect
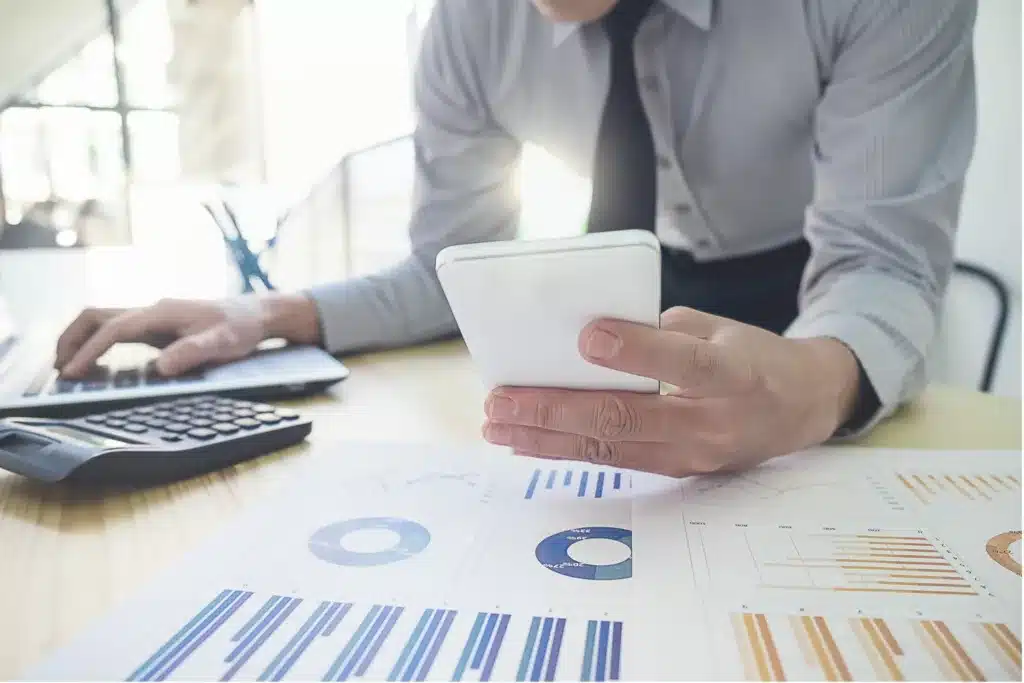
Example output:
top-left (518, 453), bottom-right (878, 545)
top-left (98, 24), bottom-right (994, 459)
top-left (125, 588), bottom-right (626, 681)
top-left (894, 472), bottom-right (1020, 505)
top-left (729, 611), bottom-right (1021, 681)
top-left (688, 525), bottom-right (980, 598)
top-left (524, 468), bottom-right (632, 500)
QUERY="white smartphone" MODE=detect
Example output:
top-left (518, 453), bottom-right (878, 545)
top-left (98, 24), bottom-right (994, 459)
top-left (435, 229), bottom-right (661, 393)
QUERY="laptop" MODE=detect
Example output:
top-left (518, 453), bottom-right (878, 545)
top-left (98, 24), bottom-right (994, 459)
top-left (0, 294), bottom-right (349, 418)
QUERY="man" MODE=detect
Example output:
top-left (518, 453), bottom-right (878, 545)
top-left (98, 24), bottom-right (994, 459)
top-left (55, 0), bottom-right (977, 477)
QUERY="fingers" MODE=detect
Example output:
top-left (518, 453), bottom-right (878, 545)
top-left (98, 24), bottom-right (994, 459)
top-left (486, 388), bottom-right (702, 442)
top-left (156, 324), bottom-right (250, 376)
top-left (578, 315), bottom-right (757, 398)
top-left (61, 308), bottom-right (170, 378)
top-left (55, 308), bottom-right (123, 370)
top-left (659, 306), bottom-right (728, 338)
top-left (483, 421), bottom-right (691, 477)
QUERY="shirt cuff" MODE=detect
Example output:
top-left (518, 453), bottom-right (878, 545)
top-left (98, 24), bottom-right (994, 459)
top-left (786, 310), bottom-right (908, 440)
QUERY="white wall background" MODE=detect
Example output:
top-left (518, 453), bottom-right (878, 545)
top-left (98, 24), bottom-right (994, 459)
top-left (939, 0), bottom-right (1022, 397)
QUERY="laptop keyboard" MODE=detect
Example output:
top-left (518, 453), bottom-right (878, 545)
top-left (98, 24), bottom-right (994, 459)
top-left (24, 360), bottom-right (205, 397)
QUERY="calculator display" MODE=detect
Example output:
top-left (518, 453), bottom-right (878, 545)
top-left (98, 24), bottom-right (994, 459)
top-left (33, 424), bottom-right (130, 449)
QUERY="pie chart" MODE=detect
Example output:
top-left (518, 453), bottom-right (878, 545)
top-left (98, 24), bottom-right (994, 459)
top-left (309, 517), bottom-right (431, 567)
top-left (985, 531), bottom-right (1022, 576)
top-left (535, 526), bottom-right (632, 580)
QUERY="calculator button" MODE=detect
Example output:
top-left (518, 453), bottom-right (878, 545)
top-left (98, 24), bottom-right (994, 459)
top-left (213, 423), bottom-right (240, 435)
top-left (256, 413), bottom-right (282, 425)
top-left (104, 418), bottom-right (126, 428)
top-left (276, 409), bottom-right (300, 421)
top-left (152, 411), bottom-right (174, 419)
top-left (122, 423), bottom-right (148, 433)
top-left (247, 403), bottom-right (273, 413)
top-left (233, 408), bottom-right (254, 418)
top-left (187, 428), bottom-right (217, 440)
top-left (210, 412), bottom-right (235, 423)
top-left (145, 418), bottom-right (169, 428)
top-left (161, 434), bottom-right (183, 442)
top-left (109, 410), bottom-right (131, 418)
top-left (188, 417), bottom-right (213, 427)
top-left (85, 415), bottom-right (106, 424)
top-left (233, 417), bottom-right (261, 430)
top-left (164, 423), bottom-right (191, 433)
top-left (133, 405), bottom-right (155, 414)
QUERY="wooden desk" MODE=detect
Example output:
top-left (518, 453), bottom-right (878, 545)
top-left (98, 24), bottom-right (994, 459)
top-left (0, 339), bottom-right (1020, 678)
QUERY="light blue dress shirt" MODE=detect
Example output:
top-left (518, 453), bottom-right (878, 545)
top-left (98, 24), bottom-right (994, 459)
top-left (309, 0), bottom-right (978, 433)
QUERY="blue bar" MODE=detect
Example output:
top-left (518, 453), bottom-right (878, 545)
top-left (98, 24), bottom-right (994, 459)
top-left (323, 603), bottom-right (353, 638)
top-left (472, 613), bottom-right (499, 669)
top-left (543, 619), bottom-right (566, 682)
top-left (480, 614), bottom-right (510, 682)
top-left (416, 610), bottom-right (457, 681)
top-left (610, 622), bottom-right (622, 681)
top-left (339, 606), bottom-right (393, 681)
top-left (595, 473), bottom-right (605, 498)
top-left (563, 470), bottom-right (572, 486)
top-left (525, 469), bottom-right (541, 499)
top-left (227, 596), bottom-right (293, 663)
top-left (325, 605), bottom-right (382, 681)
top-left (259, 601), bottom-right (333, 681)
top-left (353, 606), bottom-right (405, 678)
top-left (129, 589), bottom-right (234, 681)
top-left (578, 472), bottom-right (589, 498)
top-left (595, 621), bottom-right (610, 682)
top-left (581, 620), bottom-right (597, 682)
top-left (222, 598), bottom-right (301, 680)
top-left (529, 618), bottom-right (554, 682)
top-left (233, 596), bottom-right (280, 642)
top-left (613, 473), bottom-right (621, 490)
top-left (545, 470), bottom-right (556, 489)
top-left (452, 612), bottom-right (487, 681)
top-left (268, 603), bottom-right (348, 682)
top-left (152, 591), bottom-right (252, 682)
top-left (402, 609), bottom-right (445, 681)
top-left (516, 617), bottom-right (541, 682)
top-left (388, 609), bottom-right (432, 681)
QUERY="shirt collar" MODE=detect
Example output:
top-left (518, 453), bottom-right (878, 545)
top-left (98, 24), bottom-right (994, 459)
top-left (551, 0), bottom-right (712, 46)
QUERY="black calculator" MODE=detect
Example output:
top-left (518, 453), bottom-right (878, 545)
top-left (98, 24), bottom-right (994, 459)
top-left (0, 395), bottom-right (311, 484)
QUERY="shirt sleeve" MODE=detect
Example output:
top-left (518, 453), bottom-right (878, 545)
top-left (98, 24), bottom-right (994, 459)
top-left (306, 0), bottom-right (522, 354)
top-left (785, 0), bottom-right (978, 436)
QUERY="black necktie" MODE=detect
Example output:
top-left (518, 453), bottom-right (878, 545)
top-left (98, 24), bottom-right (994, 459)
top-left (586, 0), bottom-right (658, 234)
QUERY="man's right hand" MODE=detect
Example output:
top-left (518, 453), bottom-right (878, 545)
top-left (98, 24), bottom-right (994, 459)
top-left (55, 293), bottom-right (322, 379)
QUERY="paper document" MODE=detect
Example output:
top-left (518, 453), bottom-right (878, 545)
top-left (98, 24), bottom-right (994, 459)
top-left (20, 443), bottom-right (1022, 681)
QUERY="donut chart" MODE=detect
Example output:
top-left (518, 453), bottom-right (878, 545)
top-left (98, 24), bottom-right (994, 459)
top-left (535, 526), bottom-right (632, 580)
top-left (308, 517), bottom-right (430, 567)
top-left (986, 530), bottom-right (1022, 576)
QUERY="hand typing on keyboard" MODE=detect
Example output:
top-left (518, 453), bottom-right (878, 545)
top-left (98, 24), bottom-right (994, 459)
top-left (55, 296), bottom-right (315, 380)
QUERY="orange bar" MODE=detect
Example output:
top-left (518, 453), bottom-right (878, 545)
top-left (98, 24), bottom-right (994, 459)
top-left (934, 621), bottom-right (985, 680)
top-left (928, 474), bottom-right (947, 490)
top-left (835, 553), bottom-right (943, 560)
top-left (743, 613), bottom-right (772, 681)
top-left (960, 475), bottom-right (991, 501)
top-left (861, 619), bottom-right (904, 680)
top-left (1008, 475), bottom-right (1020, 487)
top-left (885, 573), bottom-right (965, 580)
top-left (896, 474), bottom-right (928, 503)
top-left (922, 621), bottom-right (971, 680)
top-left (801, 616), bottom-right (836, 681)
top-left (825, 558), bottom-right (950, 566)
top-left (945, 475), bottom-right (974, 500)
top-left (976, 623), bottom-right (1022, 676)
top-left (916, 622), bottom-right (957, 680)
top-left (765, 562), bottom-right (958, 573)
top-left (975, 474), bottom-right (999, 492)
top-left (852, 619), bottom-right (891, 680)
top-left (814, 617), bottom-right (852, 681)
top-left (989, 474), bottom-right (1013, 490)
top-left (834, 540), bottom-right (935, 547)
top-left (994, 623), bottom-right (1022, 655)
top-left (911, 474), bottom-right (934, 494)
top-left (732, 614), bottom-right (761, 681)
top-left (833, 587), bottom-right (977, 595)
top-left (793, 617), bottom-right (819, 668)
top-left (755, 613), bottom-right (786, 681)
top-left (873, 618), bottom-right (903, 655)
top-left (877, 580), bottom-right (972, 588)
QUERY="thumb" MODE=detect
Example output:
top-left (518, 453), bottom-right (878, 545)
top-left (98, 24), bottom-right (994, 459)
top-left (155, 324), bottom-right (250, 376)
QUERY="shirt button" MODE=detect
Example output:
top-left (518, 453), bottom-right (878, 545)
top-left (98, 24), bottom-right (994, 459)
top-left (656, 155), bottom-right (672, 169)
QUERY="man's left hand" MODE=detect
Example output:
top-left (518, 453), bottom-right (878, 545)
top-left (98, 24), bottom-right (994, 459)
top-left (482, 307), bottom-right (862, 477)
